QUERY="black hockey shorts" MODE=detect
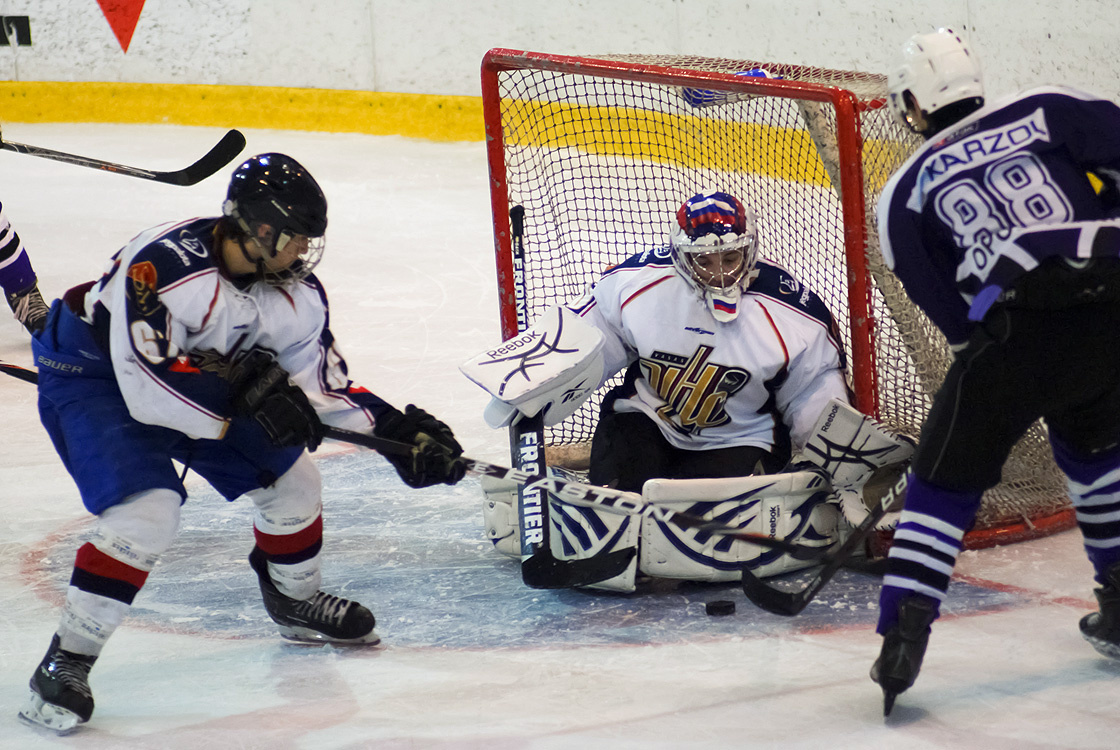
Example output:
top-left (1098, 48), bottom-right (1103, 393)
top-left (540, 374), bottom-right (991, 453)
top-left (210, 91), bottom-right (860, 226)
top-left (588, 409), bottom-right (769, 492)
top-left (913, 298), bottom-right (1120, 492)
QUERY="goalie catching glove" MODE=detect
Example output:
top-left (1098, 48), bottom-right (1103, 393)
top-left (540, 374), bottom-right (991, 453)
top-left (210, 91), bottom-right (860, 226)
top-left (229, 350), bottom-right (323, 451)
top-left (374, 405), bottom-right (466, 488)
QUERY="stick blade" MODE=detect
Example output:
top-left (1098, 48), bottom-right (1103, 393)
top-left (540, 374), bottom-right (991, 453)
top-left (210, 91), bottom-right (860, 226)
top-left (520, 548), bottom-right (635, 589)
top-left (158, 129), bottom-right (247, 186)
top-left (739, 565), bottom-right (812, 616)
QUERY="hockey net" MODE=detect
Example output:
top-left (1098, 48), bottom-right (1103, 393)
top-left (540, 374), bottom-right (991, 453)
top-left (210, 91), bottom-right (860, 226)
top-left (480, 49), bottom-right (1074, 550)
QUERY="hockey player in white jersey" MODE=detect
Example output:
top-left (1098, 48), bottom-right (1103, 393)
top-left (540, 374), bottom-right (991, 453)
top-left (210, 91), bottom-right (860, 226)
top-left (19, 153), bottom-right (465, 734)
top-left (463, 190), bottom-right (902, 592)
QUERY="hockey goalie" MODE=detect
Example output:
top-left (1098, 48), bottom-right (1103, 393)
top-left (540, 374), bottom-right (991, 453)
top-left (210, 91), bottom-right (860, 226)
top-left (462, 191), bottom-right (912, 592)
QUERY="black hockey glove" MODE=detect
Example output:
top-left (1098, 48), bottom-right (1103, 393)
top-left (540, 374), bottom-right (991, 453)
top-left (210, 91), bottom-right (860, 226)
top-left (373, 404), bottom-right (466, 488)
top-left (229, 351), bottom-right (323, 452)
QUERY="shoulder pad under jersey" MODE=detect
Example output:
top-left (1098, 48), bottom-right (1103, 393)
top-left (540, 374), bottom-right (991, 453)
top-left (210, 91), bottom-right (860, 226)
top-left (748, 260), bottom-right (835, 326)
top-left (129, 218), bottom-right (220, 289)
top-left (601, 245), bottom-right (675, 276)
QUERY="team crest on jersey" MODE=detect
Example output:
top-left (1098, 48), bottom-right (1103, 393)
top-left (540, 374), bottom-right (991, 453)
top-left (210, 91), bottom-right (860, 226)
top-left (127, 261), bottom-right (162, 317)
top-left (779, 276), bottom-right (800, 296)
top-left (640, 345), bottom-right (749, 434)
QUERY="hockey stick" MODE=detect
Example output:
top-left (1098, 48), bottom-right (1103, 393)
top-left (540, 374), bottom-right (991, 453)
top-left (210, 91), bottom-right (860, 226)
top-left (0, 360), bottom-right (836, 568)
top-left (321, 425), bottom-right (832, 562)
top-left (0, 129), bottom-right (247, 186)
top-left (739, 470), bottom-right (909, 616)
top-left (0, 358), bottom-right (36, 383)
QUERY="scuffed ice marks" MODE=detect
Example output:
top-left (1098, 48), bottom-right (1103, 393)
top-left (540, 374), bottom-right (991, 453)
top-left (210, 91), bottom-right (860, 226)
top-left (39, 450), bottom-right (1020, 648)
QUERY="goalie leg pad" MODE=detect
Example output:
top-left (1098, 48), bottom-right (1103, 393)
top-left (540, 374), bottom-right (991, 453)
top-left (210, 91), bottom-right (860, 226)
top-left (481, 474), bottom-right (521, 559)
top-left (546, 467), bottom-right (640, 593)
top-left (480, 467), bottom-right (641, 592)
top-left (639, 472), bottom-right (841, 582)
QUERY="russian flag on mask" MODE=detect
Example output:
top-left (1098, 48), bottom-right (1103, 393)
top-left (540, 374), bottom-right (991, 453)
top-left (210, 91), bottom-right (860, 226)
top-left (713, 298), bottom-right (737, 315)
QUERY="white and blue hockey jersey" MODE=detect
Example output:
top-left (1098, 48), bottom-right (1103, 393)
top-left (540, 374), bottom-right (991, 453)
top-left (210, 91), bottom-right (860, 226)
top-left (877, 85), bottom-right (1120, 347)
top-left (77, 217), bottom-right (392, 440)
top-left (567, 246), bottom-right (849, 454)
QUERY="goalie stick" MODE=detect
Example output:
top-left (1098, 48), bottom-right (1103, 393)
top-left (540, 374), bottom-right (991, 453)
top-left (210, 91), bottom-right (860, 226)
top-left (738, 470), bottom-right (909, 616)
top-left (502, 205), bottom-right (635, 588)
top-left (0, 128), bottom-right (246, 186)
top-left (321, 425), bottom-right (832, 563)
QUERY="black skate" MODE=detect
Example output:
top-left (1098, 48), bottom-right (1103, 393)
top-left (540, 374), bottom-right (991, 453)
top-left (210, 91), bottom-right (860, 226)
top-left (249, 547), bottom-right (380, 645)
top-left (6, 280), bottom-right (49, 335)
top-left (18, 634), bottom-right (97, 734)
top-left (1080, 562), bottom-right (1120, 660)
top-left (870, 595), bottom-right (938, 717)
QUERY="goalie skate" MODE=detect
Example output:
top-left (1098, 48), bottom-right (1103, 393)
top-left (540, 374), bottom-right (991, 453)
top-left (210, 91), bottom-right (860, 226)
top-left (18, 634), bottom-right (96, 735)
top-left (250, 549), bottom-right (380, 645)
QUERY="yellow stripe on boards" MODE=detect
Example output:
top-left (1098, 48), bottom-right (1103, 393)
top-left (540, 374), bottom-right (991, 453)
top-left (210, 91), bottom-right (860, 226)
top-left (0, 81), bottom-right (902, 190)
top-left (0, 82), bottom-right (485, 143)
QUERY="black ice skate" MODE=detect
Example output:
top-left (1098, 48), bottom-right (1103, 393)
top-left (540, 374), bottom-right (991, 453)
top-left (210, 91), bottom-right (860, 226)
top-left (18, 634), bottom-right (97, 734)
top-left (6, 280), bottom-right (49, 335)
top-left (1080, 562), bottom-right (1120, 660)
top-left (249, 547), bottom-right (380, 645)
top-left (870, 595), bottom-right (938, 717)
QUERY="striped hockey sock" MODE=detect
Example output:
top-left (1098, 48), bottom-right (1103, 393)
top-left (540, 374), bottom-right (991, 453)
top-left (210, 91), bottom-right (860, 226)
top-left (876, 475), bottom-right (982, 634)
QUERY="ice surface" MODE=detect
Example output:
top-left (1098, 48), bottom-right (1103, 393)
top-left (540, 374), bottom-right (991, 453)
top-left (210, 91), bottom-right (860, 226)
top-left (1, 124), bottom-right (1118, 748)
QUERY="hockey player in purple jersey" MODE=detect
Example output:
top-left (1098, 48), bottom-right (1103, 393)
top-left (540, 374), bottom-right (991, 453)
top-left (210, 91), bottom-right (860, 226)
top-left (19, 153), bottom-right (465, 734)
top-left (872, 28), bottom-right (1120, 714)
top-left (0, 201), bottom-right (49, 334)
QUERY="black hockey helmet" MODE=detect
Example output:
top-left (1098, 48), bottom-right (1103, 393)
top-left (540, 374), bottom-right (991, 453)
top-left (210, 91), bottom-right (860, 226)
top-left (222, 153), bottom-right (327, 284)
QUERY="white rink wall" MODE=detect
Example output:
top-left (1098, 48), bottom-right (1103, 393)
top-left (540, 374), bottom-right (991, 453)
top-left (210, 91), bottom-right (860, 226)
top-left (0, 0), bottom-right (1118, 100)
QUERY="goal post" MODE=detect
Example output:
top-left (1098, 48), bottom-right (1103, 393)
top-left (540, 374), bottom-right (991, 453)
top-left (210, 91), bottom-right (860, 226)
top-left (480, 47), bottom-right (1075, 550)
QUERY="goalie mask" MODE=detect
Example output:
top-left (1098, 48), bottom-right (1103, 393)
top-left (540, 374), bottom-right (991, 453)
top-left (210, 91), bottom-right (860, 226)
top-left (889, 28), bottom-right (984, 137)
top-left (670, 190), bottom-right (759, 322)
top-left (222, 153), bottom-right (328, 286)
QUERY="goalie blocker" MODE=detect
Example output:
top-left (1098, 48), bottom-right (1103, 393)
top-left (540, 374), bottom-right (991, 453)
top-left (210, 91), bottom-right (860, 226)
top-left (481, 399), bottom-right (913, 592)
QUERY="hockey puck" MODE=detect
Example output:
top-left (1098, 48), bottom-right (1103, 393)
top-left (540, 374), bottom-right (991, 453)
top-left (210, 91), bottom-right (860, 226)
top-left (705, 599), bottom-right (736, 616)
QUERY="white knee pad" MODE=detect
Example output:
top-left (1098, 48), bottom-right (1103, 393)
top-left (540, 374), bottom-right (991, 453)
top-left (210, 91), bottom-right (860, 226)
top-left (58, 488), bottom-right (182, 655)
top-left (247, 452), bottom-right (323, 535)
top-left (95, 488), bottom-right (183, 568)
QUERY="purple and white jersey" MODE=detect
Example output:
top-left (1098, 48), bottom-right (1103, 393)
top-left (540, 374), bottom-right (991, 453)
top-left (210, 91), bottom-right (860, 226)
top-left (80, 217), bottom-right (392, 440)
top-left (568, 247), bottom-right (849, 452)
top-left (877, 86), bottom-right (1120, 347)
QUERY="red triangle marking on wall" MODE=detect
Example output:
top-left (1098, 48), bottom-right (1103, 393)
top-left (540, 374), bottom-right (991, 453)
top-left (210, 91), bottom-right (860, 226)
top-left (96, 0), bottom-right (147, 54)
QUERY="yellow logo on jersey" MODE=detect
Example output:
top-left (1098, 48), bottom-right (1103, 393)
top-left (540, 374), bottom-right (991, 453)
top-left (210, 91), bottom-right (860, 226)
top-left (641, 345), bottom-right (749, 434)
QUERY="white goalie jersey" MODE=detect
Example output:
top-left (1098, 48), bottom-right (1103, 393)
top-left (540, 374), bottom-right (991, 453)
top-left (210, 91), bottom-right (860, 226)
top-left (568, 248), bottom-right (850, 454)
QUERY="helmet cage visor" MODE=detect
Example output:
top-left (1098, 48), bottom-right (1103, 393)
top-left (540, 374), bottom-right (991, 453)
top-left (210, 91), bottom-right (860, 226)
top-left (671, 228), bottom-right (758, 293)
top-left (238, 214), bottom-right (326, 285)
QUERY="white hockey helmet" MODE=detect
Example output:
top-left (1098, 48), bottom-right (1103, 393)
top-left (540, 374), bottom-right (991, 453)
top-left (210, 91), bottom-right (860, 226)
top-left (888, 28), bottom-right (984, 134)
top-left (670, 190), bottom-right (759, 322)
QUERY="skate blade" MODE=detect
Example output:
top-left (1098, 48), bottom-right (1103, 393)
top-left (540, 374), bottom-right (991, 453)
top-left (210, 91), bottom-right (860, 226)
top-left (1083, 633), bottom-right (1120, 660)
top-left (18, 692), bottom-right (86, 735)
top-left (276, 625), bottom-right (381, 646)
top-left (882, 688), bottom-right (898, 717)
